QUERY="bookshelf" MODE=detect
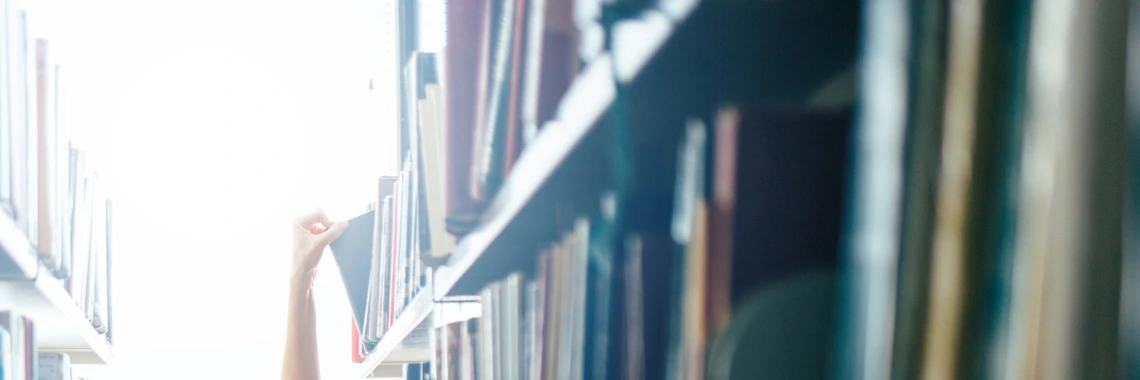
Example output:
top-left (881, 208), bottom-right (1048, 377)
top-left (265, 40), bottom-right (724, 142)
top-left (362, 290), bottom-right (433, 377)
top-left (355, 1), bottom-right (689, 376)
top-left (0, 207), bottom-right (41, 280)
top-left (0, 213), bottom-right (113, 365)
top-left (431, 54), bottom-right (616, 300)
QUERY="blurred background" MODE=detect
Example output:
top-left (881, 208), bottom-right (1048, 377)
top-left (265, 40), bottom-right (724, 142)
top-left (4, 0), bottom-right (402, 378)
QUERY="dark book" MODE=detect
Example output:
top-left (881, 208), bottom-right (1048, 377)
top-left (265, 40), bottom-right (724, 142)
top-left (706, 106), bottom-right (738, 336)
top-left (470, 0), bottom-right (521, 203)
top-left (443, 0), bottom-right (493, 235)
top-left (521, 0), bottom-right (577, 146)
top-left (328, 209), bottom-right (377, 340)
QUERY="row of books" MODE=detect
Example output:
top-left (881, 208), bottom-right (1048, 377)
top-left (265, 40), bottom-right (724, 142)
top-left (0, 313), bottom-right (34, 380)
top-left (351, 171), bottom-right (434, 361)
top-left (1, 0), bottom-right (70, 273)
top-left (0, 313), bottom-right (86, 380)
top-left (423, 92), bottom-right (851, 379)
top-left (401, 0), bottom-right (586, 245)
top-left (0, 0), bottom-right (114, 342)
top-left (839, 0), bottom-right (1139, 378)
top-left (430, 218), bottom-right (592, 380)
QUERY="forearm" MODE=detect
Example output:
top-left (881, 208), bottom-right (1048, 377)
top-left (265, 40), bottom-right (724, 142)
top-left (282, 274), bottom-right (320, 380)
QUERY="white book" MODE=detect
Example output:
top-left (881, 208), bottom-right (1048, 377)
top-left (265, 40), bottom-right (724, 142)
top-left (0, 312), bottom-right (24, 380)
top-left (418, 82), bottom-right (455, 260)
top-left (365, 192), bottom-right (393, 343)
top-left (0, 0), bottom-right (11, 211)
top-left (84, 176), bottom-right (102, 321)
top-left (71, 161), bottom-right (95, 313)
top-left (35, 37), bottom-right (60, 269)
top-left (54, 63), bottom-right (70, 278)
top-left (38, 352), bottom-right (71, 380)
top-left (92, 196), bottom-right (108, 333)
top-left (377, 195), bottom-right (394, 338)
top-left (23, 6), bottom-right (37, 246)
top-left (67, 150), bottom-right (89, 301)
top-left (8, 4), bottom-right (29, 237)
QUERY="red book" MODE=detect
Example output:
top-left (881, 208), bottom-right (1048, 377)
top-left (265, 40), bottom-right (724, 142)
top-left (352, 317), bottom-right (365, 363)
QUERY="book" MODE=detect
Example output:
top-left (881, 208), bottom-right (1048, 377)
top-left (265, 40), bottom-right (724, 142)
top-left (519, 0), bottom-right (577, 146)
top-left (327, 209), bottom-right (378, 341)
top-left (21, 7), bottom-right (36, 251)
top-left (9, 7), bottom-right (29, 240)
top-left (0, 324), bottom-right (10, 380)
top-left (666, 119), bottom-right (709, 380)
top-left (34, 38), bottom-right (58, 271)
top-left (0, 0), bottom-right (11, 215)
top-left (36, 353), bottom-right (69, 380)
top-left (104, 199), bottom-right (114, 344)
top-left (470, 0), bottom-right (520, 203)
top-left (351, 318), bottom-right (364, 363)
top-left (706, 105), bottom-right (738, 337)
top-left (365, 176), bottom-right (396, 344)
top-left (442, 0), bottom-right (493, 235)
top-left (417, 55), bottom-right (457, 260)
top-left (0, 313), bottom-right (34, 380)
top-left (500, 0), bottom-right (529, 178)
top-left (91, 186), bottom-right (107, 332)
top-left (462, 317), bottom-right (479, 380)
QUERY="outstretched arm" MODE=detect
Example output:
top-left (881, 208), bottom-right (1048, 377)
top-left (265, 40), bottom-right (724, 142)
top-left (282, 208), bottom-right (347, 380)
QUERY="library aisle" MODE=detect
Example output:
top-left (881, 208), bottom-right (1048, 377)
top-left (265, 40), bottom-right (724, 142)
top-left (4, 0), bottom-right (1140, 380)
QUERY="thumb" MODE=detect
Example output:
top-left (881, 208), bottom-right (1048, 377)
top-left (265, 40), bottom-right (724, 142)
top-left (315, 220), bottom-right (349, 245)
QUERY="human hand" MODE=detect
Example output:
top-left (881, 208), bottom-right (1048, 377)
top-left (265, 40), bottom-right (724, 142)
top-left (291, 208), bottom-right (348, 289)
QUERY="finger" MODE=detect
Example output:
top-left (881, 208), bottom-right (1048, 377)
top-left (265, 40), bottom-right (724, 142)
top-left (315, 220), bottom-right (349, 245)
top-left (295, 208), bottom-right (327, 229)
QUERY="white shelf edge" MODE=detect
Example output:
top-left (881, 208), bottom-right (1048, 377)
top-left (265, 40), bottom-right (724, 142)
top-left (361, 290), bottom-right (434, 378)
top-left (0, 214), bottom-right (113, 364)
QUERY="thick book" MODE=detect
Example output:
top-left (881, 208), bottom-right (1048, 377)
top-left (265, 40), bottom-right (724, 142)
top-left (442, 0), bottom-right (493, 235)
top-left (328, 209), bottom-right (377, 340)
top-left (418, 72), bottom-right (457, 260)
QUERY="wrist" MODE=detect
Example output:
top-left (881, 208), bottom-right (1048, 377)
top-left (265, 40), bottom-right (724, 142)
top-left (290, 268), bottom-right (315, 295)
